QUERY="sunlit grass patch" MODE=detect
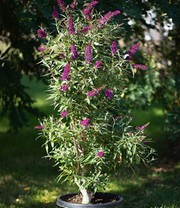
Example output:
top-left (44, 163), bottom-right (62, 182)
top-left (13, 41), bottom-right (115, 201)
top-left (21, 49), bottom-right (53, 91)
top-left (152, 107), bottom-right (164, 116)
top-left (132, 105), bottom-right (165, 138)
top-left (0, 116), bottom-right (9, 133)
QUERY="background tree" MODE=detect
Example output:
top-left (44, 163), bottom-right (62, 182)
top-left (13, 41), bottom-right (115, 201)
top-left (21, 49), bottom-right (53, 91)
top-left (0, 0), bottom-right (53, 131)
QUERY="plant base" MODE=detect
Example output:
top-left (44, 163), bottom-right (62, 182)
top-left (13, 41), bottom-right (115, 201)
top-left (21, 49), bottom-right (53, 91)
top-left (56, 192), bottom-right (123, 208)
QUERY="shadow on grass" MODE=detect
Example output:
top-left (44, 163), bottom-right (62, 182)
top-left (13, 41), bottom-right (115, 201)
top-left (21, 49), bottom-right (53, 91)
top-left (0, 125), bottom-right (180, 208)
top-left (0, 128), bottom-right (75, 208)
top-left (109, 166), bottom-right (180, 208)
top-left (0, 169), bottom-right (75, 208)
top-left (1, 124), bottom-right (179, 208)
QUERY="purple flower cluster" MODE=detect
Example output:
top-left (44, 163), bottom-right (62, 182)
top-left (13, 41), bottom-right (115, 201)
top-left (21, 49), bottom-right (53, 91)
top-left (52, 7), bottom-right (59, 19)
top-left (57, 0), bottom-right (66, 11)
top-left (136, 122), bottom-right (150, 131)
top-left (38, 44), bottom-right (46, 52)
top-left (70, 0), bottom-right (76, 10)
top-left (84, 44), bottom-right (93, 63)
top-left (94, 60), bottom-right (102, 68)
top-left (81, 25), bottom-right (91, 34)
top-left (37, 29), bottom-right (47, 38)
top-left (61, 63), bottom-right (71, 81)
top-left (111, 41), bottom-right (118, 55)
top-left (83, 1), bottom-right (98, 20)
top-left (133, 64), bottom-right (148, 70)
top-left (105, 89), bottom-right (113, 100)
top-left (34, 125), bottom-right (45, 130)
top-left (127, 43), bottom-right (140, 60)
top-left (126, 43), bottom-right (148, 69)
top-left (87, 86), bottom-right (104, 97)
top-left (97, 150), bottom-right (104, 158)
top-left (98, 10), bottom-right (121, 26)
top-left (68, 14), bottom-right (76, 34)
top-left (80, 118), bottom-right (91, 127)
top-left (61, 110), bottom-right (68, 118)
top-left (70, 44), bottom-right (78, 60)
top-left (61, 85), bottom-right (68, 91)
top-left (87, 89), bottom-right (99, 97)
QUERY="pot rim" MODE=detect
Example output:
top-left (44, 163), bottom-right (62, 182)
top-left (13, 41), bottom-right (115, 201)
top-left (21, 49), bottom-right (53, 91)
top-left (56, 192), bottom-right (123, 208)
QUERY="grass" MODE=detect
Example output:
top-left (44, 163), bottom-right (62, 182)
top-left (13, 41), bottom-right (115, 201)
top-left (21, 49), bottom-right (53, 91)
top-left (0, 76), bottom-right (179, 208)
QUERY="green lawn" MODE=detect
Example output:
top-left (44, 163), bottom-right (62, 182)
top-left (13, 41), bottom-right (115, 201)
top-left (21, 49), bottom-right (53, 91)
top-left (0, 76), bottom-right (179, 208)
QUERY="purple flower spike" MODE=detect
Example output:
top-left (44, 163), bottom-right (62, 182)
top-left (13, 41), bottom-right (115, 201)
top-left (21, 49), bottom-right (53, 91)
top-left (94, 60), bottom-right (102, 68)
top-left (105, 89), bottom-right (114, 100)
top-left (80, 118), bottom-right (91, 127)
top-left (98, 10), bottom-right (120, 26)
top-left (81, 25), bottom-right (91, 34)
top-left (143, 141), bottom-right (150, 145)
top-left (133, 64), bottom-right (148, 70)
top-left (70, 0), bottom-right (76, 10)
top-left (89, 1), bottom-right (99, 7)
top-left (38, 45), bottom-right (46, 52)
top-left (52, 7), bottom-right (59, 19)
top-left (57, 0), bottom-right (66, 11)
top-left (87, 86), bottom-right (104, 97)
top-left (83, 1), bottom-right (98, 20)
top-left (84, 44), bottom-right (93, 64)
top-left (61, 85), bottom-right (68, 91)
top-left (87, 90), bottom-right (98, 97)
top-left (61, 110), bottom-right (68, 118)
top-left (61, 63), bottom-right (71, 81)
top-left (127, 42), bottom-right (140, 60)
top-left (70, 44), bottom-right (78, 60)
top-left (34, 125), bottom-right (45, 130)
top-left (136, 122), bottom-right (150, 131)
top-left (83, 12), bottom-right (90, 20)
top-left (97, 150), bottom-right (104, 158)
top-left (37, 29), bottom-right (47, 38)
top-left (111, 41), bottom-right (118, 55)
top-left (68, 14), bottom-right (76, 35)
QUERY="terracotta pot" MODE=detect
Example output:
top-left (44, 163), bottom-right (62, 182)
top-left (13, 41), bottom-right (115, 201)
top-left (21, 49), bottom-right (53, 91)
top-left (56, 192), bottom-right (123, 208)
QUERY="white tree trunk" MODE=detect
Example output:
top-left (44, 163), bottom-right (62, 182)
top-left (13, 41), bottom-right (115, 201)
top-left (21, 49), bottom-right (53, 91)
top-left (80, 188), bottom-right (91, 204)
top-left (75, 178), bottom-right (92, 204)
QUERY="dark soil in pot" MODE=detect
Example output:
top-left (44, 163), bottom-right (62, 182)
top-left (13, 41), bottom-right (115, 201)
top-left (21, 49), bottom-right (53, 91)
top-left (57, 192), bottom-right (123, 208)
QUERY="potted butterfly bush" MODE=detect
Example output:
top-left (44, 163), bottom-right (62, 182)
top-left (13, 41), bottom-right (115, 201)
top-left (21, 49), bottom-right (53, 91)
top-left (36, 0), bottom-right (156, 207)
